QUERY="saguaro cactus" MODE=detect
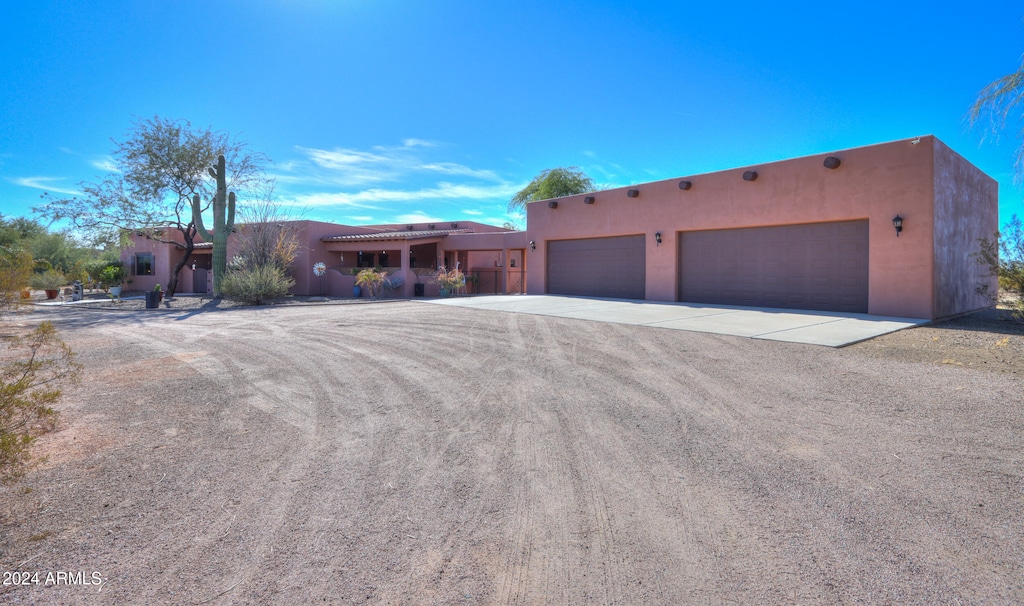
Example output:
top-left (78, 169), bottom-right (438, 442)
top-left (191, 154), bottom-right (235, 297)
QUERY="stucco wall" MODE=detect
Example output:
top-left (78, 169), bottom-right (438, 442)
top-left (932, 140), bottom-right (999, 318)
top-left (526, 137), bottom-right (956, 318)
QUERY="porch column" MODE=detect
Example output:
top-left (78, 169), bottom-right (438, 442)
top-left (502, 247), bottom-right (511, 295)
top-left (400, 240), bottom-right (413, 298)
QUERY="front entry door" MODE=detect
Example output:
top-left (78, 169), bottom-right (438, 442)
top-left (193, 268), bottom-right (208, 293)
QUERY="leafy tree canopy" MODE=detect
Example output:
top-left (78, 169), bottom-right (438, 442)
top-left (508, 167), bottom-right (594, 214)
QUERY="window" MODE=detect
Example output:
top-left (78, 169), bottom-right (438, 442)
top-left (134, 252), bottom-right (154, 276)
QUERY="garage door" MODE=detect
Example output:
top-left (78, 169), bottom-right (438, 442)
top-left (547, 235), bottom-right (646, 299)
top-left (679, 220), bottom-right (868, 312)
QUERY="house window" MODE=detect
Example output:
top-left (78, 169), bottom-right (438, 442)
top-left (134, 252), bottom-right (154, 276)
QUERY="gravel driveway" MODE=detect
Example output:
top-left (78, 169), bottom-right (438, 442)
top-left (1, 302), bottom-right (1021, 604)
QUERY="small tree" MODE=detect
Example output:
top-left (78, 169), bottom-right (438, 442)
top-left (0, 322), bottom-right (81, 483)
top-left (975, 214), bottom-right (1024, 318)
top-left (220, 188), bottom-right (301, 305)
top-left (508, 167), bottom-right (595, 215)
top-left (232, 185), bottom-right (301, 273)
top-left (0, 246), bottom-right (34, 317)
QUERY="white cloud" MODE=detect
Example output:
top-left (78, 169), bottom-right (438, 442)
top-left (292, 181), bottom-right (519, 208)
top-left (11, 177), bottom-right (82, 196)
top-left (401, 138), bottom-right (435, 148)
top-left (396, 212), bottom-right (444, 223)
top-left (462, 209), bottom-right (483, 216)
top-left (90, 156), bottom-right (120, 172)
top-left (418, 162), bottom-right (501, 181)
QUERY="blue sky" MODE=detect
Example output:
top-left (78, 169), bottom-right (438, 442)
top-left (2, 1), bottom-right (1023, 231)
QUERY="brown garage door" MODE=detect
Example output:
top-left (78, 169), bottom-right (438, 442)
top-left (679, 220), bottom-right (868, 312)
top-left (547, 235), bottom-right (646, 299)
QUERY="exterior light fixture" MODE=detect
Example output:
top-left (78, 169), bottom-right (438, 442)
top-left (529, 240), bottom-right (536, 250)
top-left (893, 215), bottom-right (903, 237)
top-left (655, 232), bottom-right (662, 246)
top-left (451, 222), bottom-right (458, 228)
top-left (743, 171), bottom-right (758, 181)
top-left (627, 189), bottom-right (640, 198)
top-left (428, 223), bottom-right (435, 229)
top-left (823, 156), bottom-right (841, 169)
top-left (584, 196), bottom-right (595, 204)
top-left (548, 200), bottom-right (558, 209)
top-left (407, 224), bottom-right (414, 230)
top-left (678, 180), bottom-right (692, 190)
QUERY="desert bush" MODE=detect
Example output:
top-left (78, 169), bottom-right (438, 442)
top-left (355, 268), bottom-right (387, 299)
top-left (0, 247), bottom-right (34, 317)
top-left (975, 214), bottom-right (1024, 318)
top-left (0, 322), bottom-right (81, 483)
top-left (221, 264), bottom-right (295, 305)
top-left (28, 269), bottom-right (67, 291)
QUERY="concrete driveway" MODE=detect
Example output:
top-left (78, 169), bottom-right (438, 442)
top-left (423, 295), bottom-right (928, 347)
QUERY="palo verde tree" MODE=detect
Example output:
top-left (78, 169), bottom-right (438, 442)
top-left (969, 52), bottom-right (1024, 316)
top-left (508, 167), bottom-right (595, 215)
top-left (36, 116), bottom-right (268, 296)
top-left (969, 53), bottom-right (1024, 182)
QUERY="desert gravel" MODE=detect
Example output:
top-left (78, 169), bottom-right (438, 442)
top-left (0, 300), bottom-right (1021, 604)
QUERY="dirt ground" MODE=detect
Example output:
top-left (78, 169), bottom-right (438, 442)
top-left (0, 300), bottom-right (1021, 604)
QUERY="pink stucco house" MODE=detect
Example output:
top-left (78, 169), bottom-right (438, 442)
top-left (123, 135), bottom-right (996, 320)
top-left (526, 135), bottom-right (997, 320)
top-left (123, 220), bottom-right (528, 299)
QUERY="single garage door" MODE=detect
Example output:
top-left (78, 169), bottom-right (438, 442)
top-left (679, 220), bottom-right (868, 313)
top-left (547, 235), bottom-right (646, 299)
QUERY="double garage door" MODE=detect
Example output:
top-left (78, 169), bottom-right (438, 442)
top-left (545, 220), bottom-right (868, 313)
top-left (679, 220), bottom-right (869, 313)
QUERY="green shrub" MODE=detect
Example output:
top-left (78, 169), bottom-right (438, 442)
top-left (221, 264), bottom-right (295, 305)
top-left (27, 269), bottom-right (67, 291)
top-left (98, 264), bottom-right (127, 289)
top-left (975, 214), bottom-right (1024, 318)
top-left (1, 322), bottom-right (81, 483)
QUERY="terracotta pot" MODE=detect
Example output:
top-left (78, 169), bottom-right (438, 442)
top-left (45, 290), bottom-right (58, 299)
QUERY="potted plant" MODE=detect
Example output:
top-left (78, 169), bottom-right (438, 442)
top-left (99, 265), bottom-right (129, 297)
top-left (154, 283), bottom-right (163, 302)
top-left (433, 266), bottom-right (464, 298)
top-left (355, 268), bottom-right (386, 299)
top-left (29, 270), bottom-right (67, 299)
top-left (350, 267), bottom-right (363, 297)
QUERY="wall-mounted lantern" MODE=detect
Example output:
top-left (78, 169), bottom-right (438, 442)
top-left (823, 156), bottom-right (841, 169)
top-left (743, 171), bottom-right (758, 181)
top-left (451, 222), bottom-right (459, 229)
top-left (893, 215), bottom-right (903, 237)
top-left (529, 240), bottom-right (536, 250)
top-left (678, 180), bottom-right (692, 190)
top-left (627, 189), bottom-right (640, 198)
top-left (548, 200), bottom-right (558, 209)
top-left (655, 232), bottom-right (662, 246)
top-left (583, 196), bottom-right (595, 204)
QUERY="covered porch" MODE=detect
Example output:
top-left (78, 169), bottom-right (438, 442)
top-left (321, 228), bottom-right (528, 298)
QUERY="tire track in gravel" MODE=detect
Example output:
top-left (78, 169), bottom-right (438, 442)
top-left (12, 302), bottom-right (1021, 604)
top-left (132, 315), bottom-right (342, 603)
